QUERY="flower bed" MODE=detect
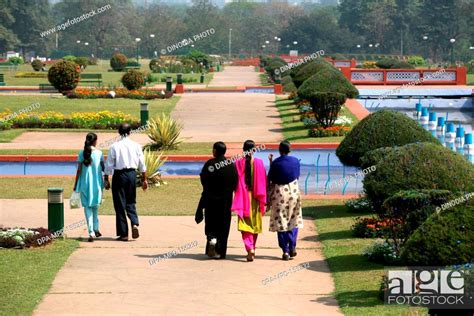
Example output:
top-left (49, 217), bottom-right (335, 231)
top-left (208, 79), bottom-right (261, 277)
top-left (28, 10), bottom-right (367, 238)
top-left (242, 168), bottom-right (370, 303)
top-left (0, 227), bottom-right (53, 248)
top-left (352, 217), bottom-right (390, 238)
top-left (0, 110), bottom-right (139, 130)
top-left (67, 87), bottom-right (172, 100)
top-left (299, 103), bottom-right (353, 137)
top-left (308, 125), bottom-right (351, 137)
top-left (14, 72), bottom-right (48, 78)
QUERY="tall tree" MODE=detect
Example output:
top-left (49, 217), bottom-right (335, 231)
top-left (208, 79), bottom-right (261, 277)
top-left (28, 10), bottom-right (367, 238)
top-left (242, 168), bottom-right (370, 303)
top-left (9, 0), bottom-right (52, 56)
top-left (0, 0), bottom-right (19, 52)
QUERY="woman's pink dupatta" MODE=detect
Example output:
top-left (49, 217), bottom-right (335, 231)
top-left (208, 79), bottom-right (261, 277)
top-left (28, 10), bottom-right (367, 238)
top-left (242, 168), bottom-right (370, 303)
top-left (231, 157), bottom-right (267, 219)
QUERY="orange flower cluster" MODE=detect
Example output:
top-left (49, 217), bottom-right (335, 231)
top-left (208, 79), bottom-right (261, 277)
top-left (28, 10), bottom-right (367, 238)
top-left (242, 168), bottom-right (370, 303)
top-left (309, 125), bottom-right (350, 137)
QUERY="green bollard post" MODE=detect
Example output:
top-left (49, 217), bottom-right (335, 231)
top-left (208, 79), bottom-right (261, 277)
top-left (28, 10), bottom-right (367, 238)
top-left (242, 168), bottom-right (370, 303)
top-left (275, 73), bottom-right (282, 84)
top-left (140, 102), bottom-right (149, 127)
top-left (200, 73), bottom-right (205, 84)
top-left (48, 188), bottom-right (64, 235)
top-left (166, 76), bottom-right (173, 92)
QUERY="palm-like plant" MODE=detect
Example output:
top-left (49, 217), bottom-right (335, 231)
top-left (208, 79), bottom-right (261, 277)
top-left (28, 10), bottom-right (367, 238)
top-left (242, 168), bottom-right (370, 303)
top-left (137, 149), bottom-right (168, 187)
top-left (145, 113), bottom-right (183, 150)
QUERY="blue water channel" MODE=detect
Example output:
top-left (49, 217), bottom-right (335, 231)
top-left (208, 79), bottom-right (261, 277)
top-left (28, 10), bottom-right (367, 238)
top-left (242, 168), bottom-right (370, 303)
top-left (0, 149), bottom-right (364, 195)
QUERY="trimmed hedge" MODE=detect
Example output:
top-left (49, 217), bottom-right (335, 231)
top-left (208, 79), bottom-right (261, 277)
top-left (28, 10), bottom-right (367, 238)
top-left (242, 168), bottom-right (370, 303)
top-left (265, 59), bottom-right (286, 79)
top-left (375, 58), bottom-right (415, 69)
top-left (281, 75), bottom-right (292, 86)
top-left (290, 59), bottom-right (333, 88)
top-left (309, 92), bottom-right (346, 128)
top-left (375, 58), bottom-right (397, 69)
top-left (363, 142), bottom-right (474, 208)
top-left (110, 53), bottom-right (127, 71)
top-left (121, 70), bottom-right (145, 90)
top-left (400, 204), bottom-right (474, 266)
top-left (381, 190), bottom-right (454, 252)
top-left (297, 67), bottom-right (358, 100)
top-left (359, 147), bottom-right (395, 170)
top-left (47, 60), bottom-right (80, 93)
top-left (336, 109), bottom-right (439, 167)
top-left (75, 57), bottom-right (89, 69)
top-left (31, 59), bottom-right (43, 71)
top-left (391, 60), bottom-right (415, 69)
top-left (281, 75), bottom-right (296, 92)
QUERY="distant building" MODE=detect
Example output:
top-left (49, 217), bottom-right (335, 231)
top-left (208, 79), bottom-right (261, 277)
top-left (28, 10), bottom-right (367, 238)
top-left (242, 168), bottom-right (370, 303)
top-left (6, 51), bottom-right (20, 59)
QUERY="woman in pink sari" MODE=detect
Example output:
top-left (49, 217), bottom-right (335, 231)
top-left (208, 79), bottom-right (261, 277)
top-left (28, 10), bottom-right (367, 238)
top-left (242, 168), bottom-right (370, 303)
top-left (231, 140), bottom-right (267, 262)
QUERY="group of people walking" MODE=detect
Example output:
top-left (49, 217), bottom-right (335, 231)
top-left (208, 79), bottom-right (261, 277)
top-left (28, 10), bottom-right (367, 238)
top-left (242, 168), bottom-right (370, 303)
top-left (73, 125), bottom-right (303, 261)
top-left (197, 140), bottom-right (303, 261)
top-left (73, 124), bottom-right (147, 242)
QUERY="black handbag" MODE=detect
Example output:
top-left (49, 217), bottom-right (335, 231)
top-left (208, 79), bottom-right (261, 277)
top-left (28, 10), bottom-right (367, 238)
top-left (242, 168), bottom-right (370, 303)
top-left (195, 194), bottom-right (205, 224)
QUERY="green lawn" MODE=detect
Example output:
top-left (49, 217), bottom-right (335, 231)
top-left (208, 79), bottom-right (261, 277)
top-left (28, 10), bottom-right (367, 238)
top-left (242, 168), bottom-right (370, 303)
top-left (468, 74), bottom-right (474, 85)
top-left (0, 95), bottom-right (180, 143)
top-left (0, 239), bottom-right (79, 315)
top-left (0, 95), bottom-right (179, 117)
top-left (1, 59), bottom-right (213, 87)
top-left (308, 201), bottom-right (427, 316)
top-left (275, 97), bottom-right (359, 143)
top-left (0, 177), bottom-right (203, 215)
top-left (0, 142), bottom-right (215, 155)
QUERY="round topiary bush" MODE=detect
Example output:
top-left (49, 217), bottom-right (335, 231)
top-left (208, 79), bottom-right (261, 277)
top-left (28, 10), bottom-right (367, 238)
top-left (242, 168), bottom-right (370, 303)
top-left (363, 142), bottom-right (474, 208)
top-left (281, 75), bottom-right (292, 86)
top-left (290, 59), bottom-right (334, 88)
top-left (74, 57), bottom-right (89, 69)
top-left (31, 59), bottom-right (43, 71)
top-left (47, 60), bottom-right (80, 93)
top-left (381, 189), bottom-right (455, 253)
top-left (121, 70), bottom-right (145, 90)
top-left (281, 75), bottom-right (296, 92)
top-left (359, 147), bottom-right (395, 170)
top-left (149, 59), bottom-right (160, 72)
top-left (265, 59), bottom-right (286, 79)
top-left (310, 92), bottom-right (347, 128)
top-left (297, 67), bottom-right (359, 100)
top-left (110, 53), bottom-right (128, 71)
top-left (336, 109), bottom-right (439, 167)
top-left (400, 204), bottom-right (474, 266)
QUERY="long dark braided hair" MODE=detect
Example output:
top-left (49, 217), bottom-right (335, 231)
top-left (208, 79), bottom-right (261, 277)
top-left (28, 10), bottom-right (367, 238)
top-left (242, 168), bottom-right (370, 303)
top-left (83, 133), bottom-right (98, 167)
top-left (243, 140), bottom-right (255, 191)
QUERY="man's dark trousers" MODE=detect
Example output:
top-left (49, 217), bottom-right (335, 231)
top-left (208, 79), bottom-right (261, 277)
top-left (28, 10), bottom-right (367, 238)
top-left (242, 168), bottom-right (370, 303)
top-left (204, 196), bottom-right (232, 258)
top-left (112, 169), bottom-right (139, 237)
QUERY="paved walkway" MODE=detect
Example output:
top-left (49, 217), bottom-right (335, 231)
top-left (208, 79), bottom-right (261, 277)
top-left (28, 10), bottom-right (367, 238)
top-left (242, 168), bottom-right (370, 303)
top-left (208, 66), bottom-right (260, 87)
top-left (0, 132), bottom-right (149, 150)
top-left (172, 66), bottom-right (282, 142)
top-left (1, 199), bottom-right (341, 315)
top-left (172, 93), bottom-right (282, 142)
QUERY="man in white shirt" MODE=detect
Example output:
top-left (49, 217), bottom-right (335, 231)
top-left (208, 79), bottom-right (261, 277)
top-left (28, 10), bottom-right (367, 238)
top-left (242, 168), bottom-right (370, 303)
top-left (105, 124), bottom-right (148, 241)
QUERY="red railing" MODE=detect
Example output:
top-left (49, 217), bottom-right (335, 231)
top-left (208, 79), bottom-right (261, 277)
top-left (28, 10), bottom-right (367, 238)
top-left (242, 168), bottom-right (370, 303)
top-left (339, 67), bottom-right (467, 85)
